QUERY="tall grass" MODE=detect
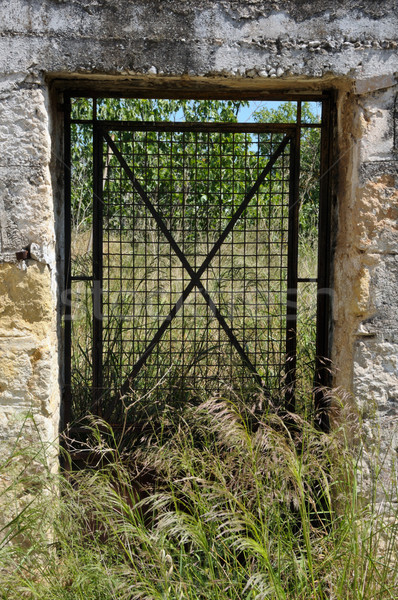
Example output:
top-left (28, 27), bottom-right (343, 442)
top-left (1, 396), bottom-right (397, 600)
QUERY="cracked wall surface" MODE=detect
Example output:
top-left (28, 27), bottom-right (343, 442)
top-left (0, 0), bottom-right (397, 498)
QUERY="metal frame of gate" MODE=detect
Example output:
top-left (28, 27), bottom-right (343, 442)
top-left (63, 94), bottom-right (333, 433)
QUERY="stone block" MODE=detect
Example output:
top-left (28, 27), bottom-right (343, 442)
top-left (0, 166), bottom-right (54, 255)
top-left (359, 87), bottom-right (398, 161)
top-left (353, 172), bottom-right (398, 254)
top-left (0, 262), bottom-right (53, 337)
top-left (0, 261), bottom-right (59, 449)
top-left (0, 89), bottom-right (50, 168)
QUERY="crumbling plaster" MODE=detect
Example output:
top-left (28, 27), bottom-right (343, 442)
top-left (0, 0), bottom-right (397, 495)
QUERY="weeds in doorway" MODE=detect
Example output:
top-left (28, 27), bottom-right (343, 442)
top-left (0, 397), bottom-right (397, 600)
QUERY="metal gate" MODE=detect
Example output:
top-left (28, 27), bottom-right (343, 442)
top-left (64, 97), bottom-right (332, 433)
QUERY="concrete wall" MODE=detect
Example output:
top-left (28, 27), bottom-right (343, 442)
top-left (0, 0), bottom-right (397, 495)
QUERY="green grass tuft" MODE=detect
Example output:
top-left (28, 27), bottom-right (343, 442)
top-left (1, 398), bottom-right (397, 599)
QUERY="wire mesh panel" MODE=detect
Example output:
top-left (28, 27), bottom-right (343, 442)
top-left (88, 123), bottom-right (296, 423)
top-left (64, 97), bottom-right (333, 438)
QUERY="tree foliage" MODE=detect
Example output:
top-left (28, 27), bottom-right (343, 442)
top-left (253, 101), bottom-right (321, 237)
top-left (71, 98), bottom-right (321, 239)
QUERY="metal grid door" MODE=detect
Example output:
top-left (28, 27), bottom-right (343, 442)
top-left (64, 98), bottom-right (332, 433)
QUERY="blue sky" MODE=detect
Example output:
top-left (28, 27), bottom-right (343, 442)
top-left (174, 100), bottom-right (321, 123)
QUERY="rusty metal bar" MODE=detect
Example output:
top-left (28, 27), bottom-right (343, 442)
top-left (314, 95), bottom-right (333, 432)
top-left (92, 123), bottom-right (104, 414)
top-left (75, 120), bottom-right (297, 133)
top-left (285, 106), bottom-right (301, 413)
top-left (63, 93), bottom-right (72, 429)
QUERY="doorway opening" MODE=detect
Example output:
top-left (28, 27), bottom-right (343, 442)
top-left (63, 94), bottom-right (332, 445)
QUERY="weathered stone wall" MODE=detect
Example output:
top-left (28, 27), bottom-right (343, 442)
top-left (333, 82), bottom-right (398, 497)
top-left (0, 70), bottom-right (59, 454)
top-left (0, 0), bottom-right (397, 496)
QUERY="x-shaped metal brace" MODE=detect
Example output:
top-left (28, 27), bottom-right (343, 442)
top-left (104, 132), bottom-right (291, 399)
